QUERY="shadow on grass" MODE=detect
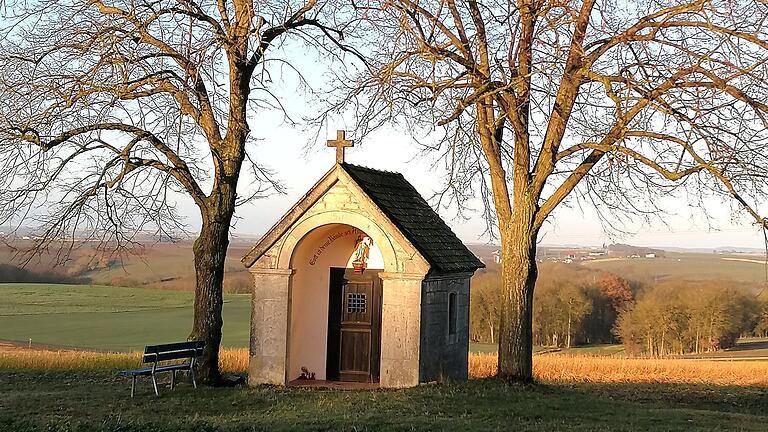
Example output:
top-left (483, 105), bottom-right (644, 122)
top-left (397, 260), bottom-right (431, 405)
top-left (1, 370), bottom-right (767, 431)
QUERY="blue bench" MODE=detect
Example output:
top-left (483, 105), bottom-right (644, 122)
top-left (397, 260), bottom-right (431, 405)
top-left (120, 341), bottom-right (205, 397)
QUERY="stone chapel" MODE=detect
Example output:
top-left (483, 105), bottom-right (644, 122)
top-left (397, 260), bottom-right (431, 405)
top-left (241, 131), bottom-right (484, 388)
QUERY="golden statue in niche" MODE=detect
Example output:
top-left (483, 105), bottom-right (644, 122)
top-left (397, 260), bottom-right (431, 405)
top-left (351, 235), bottom-right (372, 273)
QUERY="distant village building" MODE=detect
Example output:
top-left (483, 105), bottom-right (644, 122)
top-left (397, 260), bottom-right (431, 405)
top-left (241, 131), bottom-right (484, 388)
top-left (645, 253), bottom-right (657, 258)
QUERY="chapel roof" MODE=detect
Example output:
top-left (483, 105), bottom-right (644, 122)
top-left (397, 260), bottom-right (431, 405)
top-left (341, 163), bottom-right (484, 274)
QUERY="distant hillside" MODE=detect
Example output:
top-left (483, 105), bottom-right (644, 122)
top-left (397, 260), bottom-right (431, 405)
top-left (0, 225), bottom-right (261, 246)
top-left (0, 264), bottom-right (89, 285)
top-left (636, 245), bottom-right (766, 255)
top-left (583, 252), bottom-right (767, 287)
top-left (3, 238), bottom-right (766, 293)
top-left (607, 243), bottom-right (666, 257)
top-left (0, 241), bottom-right (252, 293)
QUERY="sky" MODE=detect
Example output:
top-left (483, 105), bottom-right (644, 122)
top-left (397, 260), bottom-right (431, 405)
top-left (173, 121), bottom-right (767, 251)
top-left (205, 40), bottom-right (768, 251)
top-left (2, 9), bottom-right (765, 251)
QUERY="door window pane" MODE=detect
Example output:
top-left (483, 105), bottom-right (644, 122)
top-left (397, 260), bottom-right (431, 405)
top-left (347, 293), bottom-right (367, 314)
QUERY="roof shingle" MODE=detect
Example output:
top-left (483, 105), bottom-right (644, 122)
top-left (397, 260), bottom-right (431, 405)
top-left (342, 163), bottom-right (484, 274)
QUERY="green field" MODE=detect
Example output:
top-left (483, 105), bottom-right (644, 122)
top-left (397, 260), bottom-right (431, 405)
top-left (2, 370), bottom-right (767, 431)
top-left (0, 283), bottom-right (494, 353)
top-left (5, 283), bottom-right (766, 359)
top-left (0, 284), bottom-right (251, 351)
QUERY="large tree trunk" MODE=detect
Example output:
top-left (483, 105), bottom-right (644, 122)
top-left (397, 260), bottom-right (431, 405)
top-left (497, 220), bottom-right (539, 383)
top-left (190, 190), bottom-right (237, 384)
top-left (187, 52), bottom-right (249, 384)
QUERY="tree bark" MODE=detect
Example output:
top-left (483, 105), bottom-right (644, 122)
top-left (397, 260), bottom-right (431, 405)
top-left (189, 210), bottom-right (230, 384)
top-left (567, 306), bottom-right (572, 349)
top-left (490, 322), bottom-right (494, 345)
top-left (189, 179), bottom-right (239, 384)
top-left (695, 328), bottom-right (700, 354)
top-left (497, 216), bottom-right (539, 383)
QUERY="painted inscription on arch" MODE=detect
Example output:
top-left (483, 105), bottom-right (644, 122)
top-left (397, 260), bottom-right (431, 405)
top-left (308, 228), bottom-right (363, 266)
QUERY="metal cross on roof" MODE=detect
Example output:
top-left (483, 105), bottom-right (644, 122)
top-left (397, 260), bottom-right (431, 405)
top-left (327, 130), bottom-right (354, 164)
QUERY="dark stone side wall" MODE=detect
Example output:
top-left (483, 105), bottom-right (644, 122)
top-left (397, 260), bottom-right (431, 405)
top-left (418, 274), bottom-right (471, 383)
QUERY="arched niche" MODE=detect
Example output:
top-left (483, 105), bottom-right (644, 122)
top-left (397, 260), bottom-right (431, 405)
top-left (282, 220), bottom-right (390, 381)
top-left (276, 211), bottom-right (400, 273)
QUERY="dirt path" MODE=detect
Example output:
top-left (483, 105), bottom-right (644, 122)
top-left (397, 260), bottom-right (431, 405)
top-left (722, 257), bottom-right (767, 265)
top-left (0, 339), bottom-right (87, 352)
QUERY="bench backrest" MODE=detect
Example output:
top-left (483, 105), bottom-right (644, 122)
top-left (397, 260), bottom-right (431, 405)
top-left (142, 341), bottom-right (205, 364)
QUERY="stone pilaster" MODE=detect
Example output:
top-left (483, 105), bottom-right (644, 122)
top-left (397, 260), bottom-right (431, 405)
top-left (248, 268), bottom-right (293, 386)
top-left (378, 272), bottom-right (424, 388)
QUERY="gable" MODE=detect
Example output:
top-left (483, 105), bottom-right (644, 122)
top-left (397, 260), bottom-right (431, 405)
top-left (241, 166), bottom-right (429, 274)
top-left (242, 164), bottom-right (484, 275)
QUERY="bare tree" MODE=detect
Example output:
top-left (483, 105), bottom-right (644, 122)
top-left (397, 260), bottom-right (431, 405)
top-left (0, 0), bottom-right (346, 384)
top-left (336, 0), bottom-right (768, 381)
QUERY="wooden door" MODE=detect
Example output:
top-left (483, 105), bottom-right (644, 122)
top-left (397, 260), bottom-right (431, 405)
top-left (326, 268), bottom-right (382, 383)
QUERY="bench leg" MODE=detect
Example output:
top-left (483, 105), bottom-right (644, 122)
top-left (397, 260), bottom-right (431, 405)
top-left (190, 367), bottom-right (197, 389)
top-left (131, 375), bottom-right (136, 398)
top-left (151, 373), bottom-right (159, 396)
top-left (171, 370), bottom-right (176, 390)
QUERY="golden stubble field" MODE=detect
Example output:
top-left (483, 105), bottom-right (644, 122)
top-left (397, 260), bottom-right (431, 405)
top-left (3, 345), bottom-right (768, 386)
top-left (470, 353), bottom-right (768, 386)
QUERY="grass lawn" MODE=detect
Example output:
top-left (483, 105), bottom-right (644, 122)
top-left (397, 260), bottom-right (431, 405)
top-left (0, 284), bottom-right (251, 351)
top-left (1, 369), bottom-right (767, 431)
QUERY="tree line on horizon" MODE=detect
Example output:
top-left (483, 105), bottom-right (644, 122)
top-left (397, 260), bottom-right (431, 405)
top-left (471, 263), bottom-right (768, 357)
